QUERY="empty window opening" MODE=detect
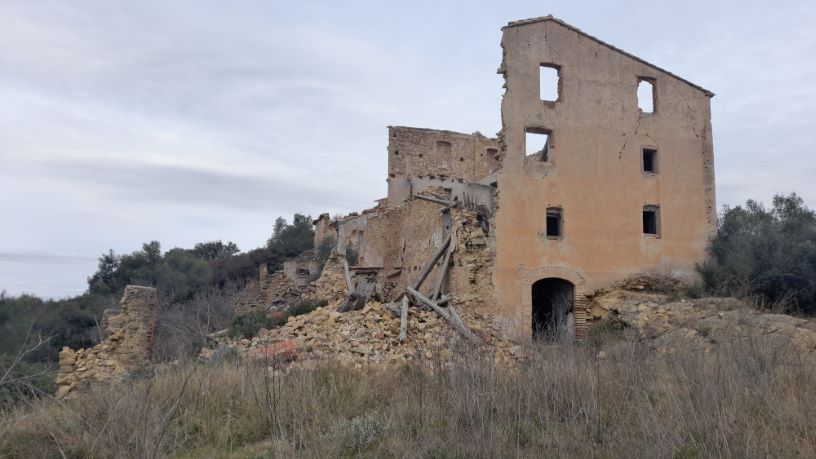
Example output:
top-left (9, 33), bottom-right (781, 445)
top-left (525, 128), bottom-right (551, 161)
top-left (540, 64), bottom-right (560, 102)
top-left (546, 207), bottom-right (563, 238)
top-left (394, 150), bottom-right (399, 155)
top-left (643, 205), bottom-right (660, 235)
top-left (637, 78), bottom-right (655, 114)
top-left (486, 148), bottom-right (500, 172)
top-left (532, 278), bottom-right (574, 341)
top-left (642, 148), bottom-right (658, 173)
top-left (389, 173), bottom-right (396, 178)
top-left (436, 141), bottom-right (451, 156)
top-left (436, 140), bottom-right (451, 166)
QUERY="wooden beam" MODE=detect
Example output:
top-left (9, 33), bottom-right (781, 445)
top-left (415, 194), bottom-right (453, 206)
top-left (447, 304), bottom-right (483, 345)
top-left (343, 259), bottom-right (353, 292)
top-left (431, 244), bottom-right (453, 301)
top-left (406, 287), bottom-right (449, 321)
top-left (408, 288), bottom-right (482, 346)
top-left (411, 233), bottom-right (451, 291)
top-left (399, 295), bottom-right (409, 342)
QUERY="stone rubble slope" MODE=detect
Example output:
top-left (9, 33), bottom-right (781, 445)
top-left (592, 288), bottom-right (816, 362)
top-left (211, 299), bottom-right (521, 367)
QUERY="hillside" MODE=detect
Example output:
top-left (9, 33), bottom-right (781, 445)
top-left (3, 286), bottom-right (814, 458)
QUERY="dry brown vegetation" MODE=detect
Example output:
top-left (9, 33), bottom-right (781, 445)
top-left (1, 328), bottom-right (815, 458)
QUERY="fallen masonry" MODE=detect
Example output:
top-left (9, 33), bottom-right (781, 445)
top-left (56, 286), bottom-right (157, 398)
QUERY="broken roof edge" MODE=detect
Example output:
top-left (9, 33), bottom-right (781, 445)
top-left (503, 15), bottom-right (715, 97)
top-left (387, 125), bottom-right (496, 139)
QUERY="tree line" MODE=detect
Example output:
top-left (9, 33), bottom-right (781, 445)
top-left (0, 214), bottom-right (315, 405)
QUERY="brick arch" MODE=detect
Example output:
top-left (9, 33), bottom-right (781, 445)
top-left (521, 266), bottom-right (589, 339)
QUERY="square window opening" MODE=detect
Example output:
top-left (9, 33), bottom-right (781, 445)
top-left (643, 205), bottom-right (660, 235)
top-left (525, 128), bottom-right (551, 161)
top-left (546, 208), bottom-right (562, 238)
top-left (540, 64), bottom-right (560, 102)
top-left (637, 78), bottom-right (655, 114)
top-left (642, 148), bottom-right (658, 173)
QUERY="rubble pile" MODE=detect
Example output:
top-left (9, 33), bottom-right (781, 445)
top-left (56, 286), bottom-right (157, 398)
top-left (208, 300), bottom-right (520, 367)
top-left (591, 287), bottom-right (816, 361)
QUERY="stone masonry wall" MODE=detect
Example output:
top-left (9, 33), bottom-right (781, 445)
top-left (56, 286), bottom-right (157, 398)
top-left (387, 126), bottom-right (499, 205)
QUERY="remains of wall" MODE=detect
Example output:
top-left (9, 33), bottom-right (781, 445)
top-left (329, 189), bottom-right (497, 316)
top-left (387, 126), bottom-right (499, 205)
top-left (306, 251), bottom-right (349, 307)
top-left (313, 213), bottom-right (335, 249)
top-left (448, 207), bottom-right (494, 309)
top-left (56, 286), bottom-right (157, 398)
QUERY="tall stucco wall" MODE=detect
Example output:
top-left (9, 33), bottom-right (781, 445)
top-left (493, 19), bottom-right (716, 339)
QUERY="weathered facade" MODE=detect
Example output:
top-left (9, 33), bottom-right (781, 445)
top-left (318, 16), bottom-right (715, 342)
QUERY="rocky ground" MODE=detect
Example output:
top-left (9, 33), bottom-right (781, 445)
top-left (591, 287), bottom-right (816, 362)
top-left (206, 280), bottom-right (816, 370)
top-left (204, 299), bottom-right (521, 367)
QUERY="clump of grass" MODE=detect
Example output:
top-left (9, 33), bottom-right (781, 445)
top-left (228, 311), bottom-right (273, 339)
top-left (287, 298), bottom-right (327, 317)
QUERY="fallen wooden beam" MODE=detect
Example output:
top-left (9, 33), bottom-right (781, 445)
top-left (407, 288), bottom-right (481, 345)
top-left (446, 304), bottom-right (483, 345)
top-left (399, 295), bottom-right (409, 342)
top-left (431, 243), bottom-right (453, 301)
top-left (411, 233), bottom-right (451, 291)
top-left (415, 194), bottom-right (453, 206)
top-left (343, 259), bottom-right (353, 292)
top-left (406, 287), bottom-right (449, 320)
top-left (384, 301), bottom-right (401, 316)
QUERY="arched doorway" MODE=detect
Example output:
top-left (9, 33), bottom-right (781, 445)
top-left (531, 278), bottom-right (574, 341)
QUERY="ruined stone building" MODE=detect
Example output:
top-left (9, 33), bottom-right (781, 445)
top-left (316, 15), bottom-right (716, 342)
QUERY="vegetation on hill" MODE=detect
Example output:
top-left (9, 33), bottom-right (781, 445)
top-left (0, 214), bottom-right (314, 407)
top-left (701, 193), bottom-right (816, 315)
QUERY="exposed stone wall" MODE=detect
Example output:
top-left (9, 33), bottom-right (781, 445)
top-left (56, 286), bottom-right (157, 398)
top-left (448, 207), bottom-right (494, 310)
top-left (329, 192), bottom-right (497, 317)
top-left (387, 126), bottom-right (499, 205)
top-left (307, 251), bottom-right (349, 307)
top-left (313, 213), bottom-right (335, 249)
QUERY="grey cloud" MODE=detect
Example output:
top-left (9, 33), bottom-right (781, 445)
top-left (0, 251), bottom-right (96, 264)
top-left (44, 158), bottom-right (367, 212)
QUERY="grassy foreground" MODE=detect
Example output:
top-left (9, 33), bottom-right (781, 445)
top-left (1, 332), bottom-right (815, 458)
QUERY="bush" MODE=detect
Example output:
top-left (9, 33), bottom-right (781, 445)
top-left (700, 193), bottom-right (816, 315)
top-left (287, 298), bottom-right (328, 317)
top-left (228, 311), bottom-right (272, 339)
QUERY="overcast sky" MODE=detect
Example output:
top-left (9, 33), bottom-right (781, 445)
top-left (2, 0), bottom-right (815, 298)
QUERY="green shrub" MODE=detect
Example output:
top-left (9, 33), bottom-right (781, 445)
top-left (287, 298), bottom-right (328, 317)
top-left (700, 193), bottom-right (816, 315)
top-left (228, 311), bottom-right (271, 339)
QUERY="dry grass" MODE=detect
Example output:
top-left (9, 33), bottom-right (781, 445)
top-left (1, 331), bottom-right (815, 458)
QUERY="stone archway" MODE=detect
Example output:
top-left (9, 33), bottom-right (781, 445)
top-left (531, 278), bottom-right (574, 340)
top-left (521, 266), bottom-right (588, 340)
